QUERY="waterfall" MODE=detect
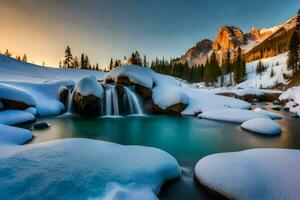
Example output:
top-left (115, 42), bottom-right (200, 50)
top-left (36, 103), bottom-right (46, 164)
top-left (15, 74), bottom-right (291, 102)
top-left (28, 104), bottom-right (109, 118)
top-left (104, 85), bottom-right (119, 116)
top-left (124, 86), bottom-right (144, 115)
top-left (67, 89), bottom-right (74, 113)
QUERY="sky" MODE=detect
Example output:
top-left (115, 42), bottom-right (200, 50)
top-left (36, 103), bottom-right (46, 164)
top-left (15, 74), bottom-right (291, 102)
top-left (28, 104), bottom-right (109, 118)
top-left (0, 0), bottom-right (299, 69)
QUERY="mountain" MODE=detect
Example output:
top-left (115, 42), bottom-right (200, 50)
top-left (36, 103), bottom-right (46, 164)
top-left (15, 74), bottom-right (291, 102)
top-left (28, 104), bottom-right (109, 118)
top-left (176, 15), bottom-right (297, 67)
top-left (175, 39), bottom-right (212, 66)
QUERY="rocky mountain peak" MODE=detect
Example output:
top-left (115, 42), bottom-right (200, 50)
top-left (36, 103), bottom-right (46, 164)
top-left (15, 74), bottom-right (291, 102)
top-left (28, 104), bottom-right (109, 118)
top-left (213, 26), bottom-right (246, 50)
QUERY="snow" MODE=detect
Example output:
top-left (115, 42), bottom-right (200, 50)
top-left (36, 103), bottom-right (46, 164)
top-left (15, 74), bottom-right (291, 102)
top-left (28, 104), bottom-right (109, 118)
top-left (195, 148), bottom-right (300, 200)
top-left (0, 55), bottom-right (104, 82)
top-left (0, 110), bottom-right (35, 125)
top-left (253, 108), bottom-right (282, 119)
top-left (279, 86), bottom-right (300, 116)
top-left (0, 124), bottom-right (32, 145)
top-left (241, 118), bottom-right (281, 135)
top-left (0, 83), bottom-right (35, 106)
top-left (0, 138), bottom-right (181, 200)
top-left (1, 80), bottom-right (73, 116)
top-left (75, 76), bottom-right (104, 98)
top-left (25, 107), bottom-right (37, 115)
top-left (105, 66), bottom-right (251, 114)
top-left (104, 66), bottom-right (154, 88)
top-left (237, 52), bottom-right (291, 89)
top-left (198, 108), bottom-right (269, 123)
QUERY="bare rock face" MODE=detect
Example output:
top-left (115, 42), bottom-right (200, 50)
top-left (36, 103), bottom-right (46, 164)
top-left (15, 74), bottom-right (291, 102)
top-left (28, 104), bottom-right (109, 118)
top-left (1, 99), bottom-right (31, 110)
top-left (175, 39), bottom-right (213, 67)
top-left (145, 99), bottom-right (187, 115)
top-left (73, 92), bottom-right (102, 116)
top-left (213, 26), bottom-right (246, 51)
top-left (58, 86), bottom-right (69, 108)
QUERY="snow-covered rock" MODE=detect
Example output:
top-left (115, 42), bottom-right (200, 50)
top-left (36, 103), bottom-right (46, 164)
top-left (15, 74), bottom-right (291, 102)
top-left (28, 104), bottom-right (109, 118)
top-left (0, 110), bottom-right (35, 125)
top-left (241, 118), bottom-right (281, 135)
top-left (0, 83), bottom-right (35, 106)
top-left (0, 138), bottom-right (180, 200)
top-left (1, 80), bottom-right (73, 116)
top-left (0, 124), bottom-right (32, 145)
top-left (195, 149), bottom-right (300, 199)
top-left (0, 101), bottom-right (3, 110)
top-left (24, 107), bottom-right (37, 116)
top-left (253, 108), bottom-right (282, 119)
top-left (198, 108), bottom-right (269, 123)
top-left (279, 86), bottom-right (300, 116)
top-left (73, 76), bottom-right (104, 116)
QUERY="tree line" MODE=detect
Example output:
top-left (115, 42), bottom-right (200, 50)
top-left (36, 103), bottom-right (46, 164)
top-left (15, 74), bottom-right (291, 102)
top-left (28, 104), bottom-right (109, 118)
top-left (0, 49), bottom-right (28, 62)
top-left (151, 47), bottom-right (246, 86)
top-left (287, 9), bottom-right (300, 75)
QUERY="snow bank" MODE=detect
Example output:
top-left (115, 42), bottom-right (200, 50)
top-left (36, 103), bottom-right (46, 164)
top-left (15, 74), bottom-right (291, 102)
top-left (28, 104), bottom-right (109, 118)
top-left (241, 118), bottom-right (281, 135)
top-left (0, 138), bottom-right (180, 200)
top-left (198, 108), bottom-right (269, 123)
top-left (0, 124), bottom-right (32, 145)
top-left (0, 101), bottom-right (3, 110)
top-left (195, 149), bottom-right (300, 199)
top-left (0, 83), bottom-right (35, 106)
top-left (237, 52), bottom-right (291, 88)
top-left (75, 76), bottom-right (104, 97)
top-left (1, 80), bottom-right (73, 116)
top-left (0, 110), bottom-right (35, 125)
top-left (0, 54), bottom-right (104, 82)
top-left (279, 86), bottom-right (300, 116)
top-left (253, 108), bottom-right (282, 119)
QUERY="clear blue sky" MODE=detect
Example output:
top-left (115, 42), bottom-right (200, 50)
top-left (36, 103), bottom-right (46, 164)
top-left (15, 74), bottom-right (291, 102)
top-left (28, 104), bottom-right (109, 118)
top-left (0, 0), bottom-right (299, 68)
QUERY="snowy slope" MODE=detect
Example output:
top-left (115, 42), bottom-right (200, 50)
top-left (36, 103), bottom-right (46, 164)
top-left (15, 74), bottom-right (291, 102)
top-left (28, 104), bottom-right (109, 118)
top-left (237, 52), bottom-right (291, 88)
top-left (0, 55), bottom-right (105, 82)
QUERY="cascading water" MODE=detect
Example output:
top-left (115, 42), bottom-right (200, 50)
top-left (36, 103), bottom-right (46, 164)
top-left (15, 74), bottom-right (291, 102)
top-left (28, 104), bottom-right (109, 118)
top-left (123, 86), bottom-right (144, 115)
top-left (104, 85), bottom-right (119, 116)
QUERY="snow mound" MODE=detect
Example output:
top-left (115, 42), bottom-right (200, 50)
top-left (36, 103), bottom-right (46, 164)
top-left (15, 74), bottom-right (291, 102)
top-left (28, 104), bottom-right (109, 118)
top-left (0, 110), bottom-right (35, 125)
top-left (0, 138), bottom-right (180, 200)
top-left (0, 54), bottom-right (104, 82)
top-left (254, 108), bottom-right (282, 119)
top-left (279, 86), bottom-right (300, 116)
top-left (75, 76), bottom-right (104, 97)
top-left (195, 148), bottom-right (300, 200)
top-left (25, 107), bottom-right (37, 115)
top-left (0, 124), bottom-right (32, 145)
top-left (241, 118), bottom-right (281, 135)
top-left (104, 66), bottom-right (154, 88)
top-left (198, 108), bottom-right (269, 123)
top-left (1, 80), bottom-right (73, 116)
top-left (0, 83), bottom-right (35, 106)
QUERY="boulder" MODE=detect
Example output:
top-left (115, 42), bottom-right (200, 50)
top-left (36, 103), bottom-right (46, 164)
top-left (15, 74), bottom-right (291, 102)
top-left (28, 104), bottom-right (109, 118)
top-left (72, 76), bottom-right (104, 117)
top-left (217, 92), bottom-right (280, 102)
top-left (1, 99), bottom-right (31, 110)
top-left (0, 101), bottom-right (3, 111)
top-left (145, 99), bottom-right (187, 115)
top-left (73, 92), bottom-right (102, 116)
top-left (34, 122), bottom-right (50, 130)
top-left (58, 86), bottom-right (70, 108)
top-left (135, 84), bottom-right (152, 100)
top-left (116, 76), bottom-right (132, 85)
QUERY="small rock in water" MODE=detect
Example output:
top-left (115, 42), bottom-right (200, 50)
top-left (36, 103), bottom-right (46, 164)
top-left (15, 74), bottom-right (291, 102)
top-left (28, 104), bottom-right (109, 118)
top-left (272, 105), bottom-right (281, 111)
top-left (273, 100), bottom-right (281, 105)
top-left (291, 113), bottom-right (299, 118)
top-left (34, 122), bottom-right (50, 130)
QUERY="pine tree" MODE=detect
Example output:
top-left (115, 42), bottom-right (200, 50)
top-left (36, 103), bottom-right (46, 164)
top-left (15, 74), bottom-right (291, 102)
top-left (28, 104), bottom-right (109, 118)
top-left (84, 55), bottom-right (90, 69)
top-left (16, 55), bottom-right (21, 60)
top-left (129, 51), bottom-right (142, 66)
top-left (204, 52), bottom-right (220, 86)
top-left (233, 47), bottom-right (246, 84)
top-left (59, 60), bottom-right (62, 68)
top-left (96, 63), bottom-right (99, 71)
top-left (5, 49), bottom-right (12, 57)
top-left (223, 49), bottom-right (232, 85)
top-left (73, 56), bottom-right (79, 69)
top-left (109, 58), bottom-right (114, 71)
top-left (22, 54), bottom-right (27, 62)
top-left (287, 9), bottom-right (300, 74)
top-left (143, 55), bottom-right (147, 67)
top-left (64, 46), bottom-right (73, 68)
top-left (80, 54), bottom-right (85, 69)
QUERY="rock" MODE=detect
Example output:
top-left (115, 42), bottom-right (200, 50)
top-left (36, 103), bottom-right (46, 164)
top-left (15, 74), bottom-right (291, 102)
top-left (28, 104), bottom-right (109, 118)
top-left (116, 76), bottom-right (132, 85)
top-left (58, 86), bottom-right (70, 108)
top-left (146, 99), bottom-right (187, 115)
top-left (217, 92), bottom-right (280, 102)
top-left (73, 92), bottom-right (102, 116)
top-left (34, 122), bottom-right (50, 130)
top-left (291, 113), bottom-right (299, 118)
top-left (135, 84), bottom-right (152, 100)
top-left (272, 105), bottom-right (281, 111)
top-left (1, 99), bottom-right (31, 110)
top-left (72, 76), bottom-right (104, 117)
top-left (0, 101), bottom-right (3, 111)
